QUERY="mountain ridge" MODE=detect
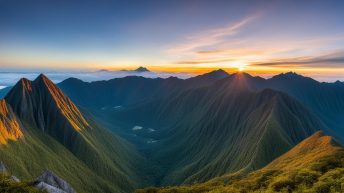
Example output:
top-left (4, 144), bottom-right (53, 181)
top-left (136, 131), bottom-right (344, 193)
top-left (0, 74), bottom-right (145, 192)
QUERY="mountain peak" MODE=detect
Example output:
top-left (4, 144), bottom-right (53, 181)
top-left (273, 71), bottom-right (305, 79)
top-left (265, 131), bottom-right (341, 171)
top-left (5, 75), bottom-right (89, 146)
top-left (207, 69), bottom-right (229, 77)
top-left (135, 66), bottom-right (150, 72)
top-left (187, 69), bottom-right (229, 84)
top-left (36, 73), bottom-right (49, 80)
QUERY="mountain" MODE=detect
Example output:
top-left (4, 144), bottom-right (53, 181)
top-left (264, 131), bottom-right (342, 170)
top-left (5, 75), bottom-right (89, 146)
top-left (136, 131), bottom-right (344, 193)
top-left (261, 72), bottom-right (344, 139)
top-left (57, 69), bottom-right (229, 110)
top-left (135, 66), bottom-right (150, 72)
top-left (0, 74), bottom-right (144, 193)
top-left (56, 70), bottom-right (344, 187)
top-left (112, 73), bottom-right (325, 185)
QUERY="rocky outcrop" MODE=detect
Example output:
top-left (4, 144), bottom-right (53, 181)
top-left (35, 170), bottom-right (76, 193)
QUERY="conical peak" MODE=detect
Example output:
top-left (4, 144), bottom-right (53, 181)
top-left (5, 74), bottom-right (89, 133)
top-left (18, 78), bottom-right (33, 92)
top-left (34, 74), bottom-right (54, 86)
top-left (37, 73), bottom-right (48, 80)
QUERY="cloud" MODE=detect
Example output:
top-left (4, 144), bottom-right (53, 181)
top-left (253, 51), bottom-right (344, 67)
top-left (175, 58), bottom-right (234, 65)
top-left (167, 14), bottom-right (260, 54)
top-left (0, 70), bottom-right (194, 87)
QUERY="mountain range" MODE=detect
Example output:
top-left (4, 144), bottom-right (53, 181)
top-left (1, 70), bottom-right (344, 192)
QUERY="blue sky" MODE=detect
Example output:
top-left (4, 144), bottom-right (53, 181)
top-left (1, 0), bottom-right (344, 80)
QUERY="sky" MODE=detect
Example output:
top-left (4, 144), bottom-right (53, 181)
top-left (1, 0), bottom-right (344, 82)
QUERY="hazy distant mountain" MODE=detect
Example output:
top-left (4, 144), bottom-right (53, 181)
top-left (134, 66), bottom-right (150, 72)
top-left (0, 74), bottom-right (144, 193)
top-left (136, 131), bottom-right (344, 193)
top-left (58, 69), bottom-right (229, 110)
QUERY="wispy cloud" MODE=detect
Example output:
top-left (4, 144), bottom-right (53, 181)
top-left (175, 58), bottom-right (234, 65)
top-left (167, 14), bottom-right (260, 54)
top-left (253, 51), bottom-right (344, 67)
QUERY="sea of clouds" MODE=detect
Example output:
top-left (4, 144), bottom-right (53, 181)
top-left (0, 70), bottom-right (194, 89)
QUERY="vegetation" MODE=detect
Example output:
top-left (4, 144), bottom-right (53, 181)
top-left (135, 152), bottom-right (344, 193)
top-left (0, 173), bottom-right (45, 193)
top-left (135, 132), bottom-right (344, 193)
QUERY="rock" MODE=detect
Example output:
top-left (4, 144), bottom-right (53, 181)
top-left (35, 170), bottom-right (76, 193)
top-left (35, 182), bottom-right (67, 193)
top-left (10, 175), bottom-right (20, 182)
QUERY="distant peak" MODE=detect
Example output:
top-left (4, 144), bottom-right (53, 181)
top-left (98, 69), bottom-right (110, 72)
top-left (274, 71), bottom-right (304, 79)
top-left (198, 69), bottom-right (229, 78)
top-left (231, 72), bottom-right (253, 78)
top-left (209, 69), bottom-right (228, 75)
top-left (33, 74), bottom-right (53, 85)
top-left (36, 73), bottom-right (49, 80)
top-left (135, 66), bottom-right (150, 72)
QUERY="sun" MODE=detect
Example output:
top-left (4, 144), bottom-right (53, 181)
top-left (231, 61), bottom-right (247, 72)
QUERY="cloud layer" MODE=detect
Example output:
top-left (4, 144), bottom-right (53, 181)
top-left (0, 70), bottom-right (194, 88)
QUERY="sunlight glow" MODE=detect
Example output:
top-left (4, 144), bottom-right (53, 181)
top-left (231, 61), bottom-right (247, 72)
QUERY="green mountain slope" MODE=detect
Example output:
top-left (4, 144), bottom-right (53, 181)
top-left (112, 73), bottom-right (326, 185)
top-left (0, 75), bottom-right (144, 193)
top-left (136, 131), bottom-right (344, 193)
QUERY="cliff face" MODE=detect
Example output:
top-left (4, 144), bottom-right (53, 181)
top-left (0, 99), bottom-right (23, 144)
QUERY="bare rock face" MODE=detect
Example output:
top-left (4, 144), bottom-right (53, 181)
top-left (35, 170), bottom-right (76, 193)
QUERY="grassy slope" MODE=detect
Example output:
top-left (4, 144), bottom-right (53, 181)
top-left (136, 132), bottom-right (344, 193)
top-left (0, 127), bottom-right (131, 193)
top-left (0, 75), bottom-right (145, 193)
